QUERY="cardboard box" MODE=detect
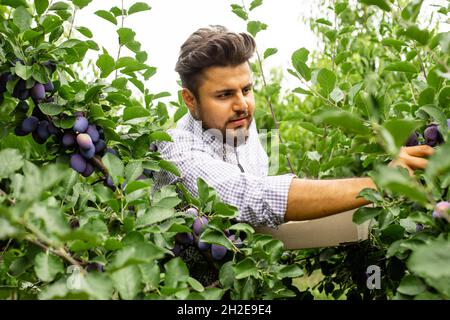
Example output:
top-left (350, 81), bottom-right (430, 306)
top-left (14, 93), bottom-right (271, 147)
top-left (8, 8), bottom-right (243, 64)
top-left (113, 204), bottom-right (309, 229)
top-left (254, 208), bottom-right (371, 249)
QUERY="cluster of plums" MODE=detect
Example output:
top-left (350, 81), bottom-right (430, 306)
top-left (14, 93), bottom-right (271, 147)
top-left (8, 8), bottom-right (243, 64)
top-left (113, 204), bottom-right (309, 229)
top-left (0, 60), bottom-right (56, 102)
top-left (13, 102), bottom-right (59, 144)
top-left (405, 121), bottom-right (450, 147)
top-left (66, 113), bottom-right (106, 178)
top-left (172, 207), bottom-right (243, 261)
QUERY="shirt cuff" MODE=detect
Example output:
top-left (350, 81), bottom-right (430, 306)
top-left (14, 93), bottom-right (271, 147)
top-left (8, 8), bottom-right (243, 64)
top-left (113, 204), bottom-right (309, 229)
top-left (261, 173), bottom-right (297, 228)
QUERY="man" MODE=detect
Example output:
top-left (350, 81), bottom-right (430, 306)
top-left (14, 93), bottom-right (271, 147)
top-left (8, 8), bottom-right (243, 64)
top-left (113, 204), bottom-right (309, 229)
top-left (153, 25), bottom-right (434, 229)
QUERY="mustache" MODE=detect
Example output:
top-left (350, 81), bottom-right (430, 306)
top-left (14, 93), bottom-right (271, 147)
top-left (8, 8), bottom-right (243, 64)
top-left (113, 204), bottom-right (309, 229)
top-left (229, 113), bottom-right (250, 122)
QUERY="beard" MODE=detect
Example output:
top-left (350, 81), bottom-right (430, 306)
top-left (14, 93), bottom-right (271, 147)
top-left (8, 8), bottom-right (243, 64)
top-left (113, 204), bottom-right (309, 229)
top-left (194, 106), bottom-right (252, 147)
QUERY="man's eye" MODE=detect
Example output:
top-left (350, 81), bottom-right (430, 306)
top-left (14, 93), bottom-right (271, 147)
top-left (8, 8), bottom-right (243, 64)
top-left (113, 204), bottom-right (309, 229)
top-left (217, 93), bottom-right (230, 98)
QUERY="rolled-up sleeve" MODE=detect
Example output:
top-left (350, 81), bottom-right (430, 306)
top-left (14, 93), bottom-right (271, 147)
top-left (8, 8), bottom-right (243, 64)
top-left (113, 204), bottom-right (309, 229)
top-left (156, 136), bottom-right (296, 228)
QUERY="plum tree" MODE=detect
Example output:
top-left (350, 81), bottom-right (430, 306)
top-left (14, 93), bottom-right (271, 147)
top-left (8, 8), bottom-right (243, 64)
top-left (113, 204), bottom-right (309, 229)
top-left (405, 132), bottom-right (419, 146)
top-left (86, 125), bottom-right (99, 143)
top-left (36, 120), bottom-right (50, 140)
top-left (424, 124), bottom-right (443, 147)
top-left (21, 116), bottom-right (39, 133)
top-left (94, 139), bottom-right (106, 153)
top-left (175, 232), bottom-right (194, 245)
top-left (30, 83), bottom-right (45, 101)
top-left (432, 201), bottom-right (450, 219)
top-left (149, 143), bottom-right (158, 152)
top-left (62, 133), bottom-right (76, 147)
top-left (70, 154), bottom-right (87, 173)
top-left (80, 145), bottom-right (95, 159)
top-left (73, 116), bottom-right (89, 133)
top-left (104, 175), bottom-right (116, 191)
top-left (81, 163), bottom-right (95, 177)
top-left (44, 80), bottom-right (54, 92)
top-left (193, 216), bottom-right (208, 235)
top-left (197, 240), bottom-right (211, 251)
top-left (185, 207), bottom-right (199, 217)
top-left (76, 133), bottom-right (94, 150)
top-left (211, 244), bottom-right (227, 260)
top-left (228, 234), bottom-right (243, 249)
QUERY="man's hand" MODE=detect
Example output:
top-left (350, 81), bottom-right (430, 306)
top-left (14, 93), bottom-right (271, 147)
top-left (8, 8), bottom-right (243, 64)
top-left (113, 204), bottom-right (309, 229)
top-left (388, 145), bottom-right (435, 175)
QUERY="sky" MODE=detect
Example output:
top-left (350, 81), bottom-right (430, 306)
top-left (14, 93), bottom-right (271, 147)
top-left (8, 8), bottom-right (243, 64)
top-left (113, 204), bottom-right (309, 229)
top-left (75, 0), bottom-right (449, 101)
top-left (75, 0), bottom-right (319, 99)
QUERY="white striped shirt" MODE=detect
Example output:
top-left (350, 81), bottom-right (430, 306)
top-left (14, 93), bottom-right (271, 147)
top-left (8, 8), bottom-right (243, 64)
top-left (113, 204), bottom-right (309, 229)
top-left (153, 112), bottom-right (296, 228)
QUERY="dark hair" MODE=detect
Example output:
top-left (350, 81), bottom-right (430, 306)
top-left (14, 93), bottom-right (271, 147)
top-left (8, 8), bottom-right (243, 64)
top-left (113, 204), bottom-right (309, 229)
top-left (175, 25), bottom-right (256, 99)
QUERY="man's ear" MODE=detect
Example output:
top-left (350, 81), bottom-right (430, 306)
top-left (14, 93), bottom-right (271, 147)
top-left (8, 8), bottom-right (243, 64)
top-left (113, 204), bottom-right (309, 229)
top-left (181, 88), bottom-right (196, 114)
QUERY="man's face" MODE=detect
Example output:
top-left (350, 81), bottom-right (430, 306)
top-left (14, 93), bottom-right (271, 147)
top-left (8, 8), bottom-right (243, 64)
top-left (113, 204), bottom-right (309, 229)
top-left (182, 62), bottom-right (255, 146)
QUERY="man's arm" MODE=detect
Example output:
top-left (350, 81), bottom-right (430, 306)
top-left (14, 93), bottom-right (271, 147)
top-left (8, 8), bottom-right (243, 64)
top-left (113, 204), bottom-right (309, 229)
top-left (285, 177), bottom-right (375, 221)
top-left (285, 145), bottom-right (435, 222)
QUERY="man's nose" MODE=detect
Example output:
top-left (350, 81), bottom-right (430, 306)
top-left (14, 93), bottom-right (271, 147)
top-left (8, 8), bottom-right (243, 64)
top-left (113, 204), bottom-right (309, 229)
top-left (232, 93), bottom-right (248, 113)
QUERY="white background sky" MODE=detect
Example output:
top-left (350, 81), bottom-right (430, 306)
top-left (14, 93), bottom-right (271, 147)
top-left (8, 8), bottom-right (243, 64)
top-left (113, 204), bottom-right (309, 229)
top-left (76, 0), bottom-right (319, 98)
top-left (75, 0), bottom-right (449, 100)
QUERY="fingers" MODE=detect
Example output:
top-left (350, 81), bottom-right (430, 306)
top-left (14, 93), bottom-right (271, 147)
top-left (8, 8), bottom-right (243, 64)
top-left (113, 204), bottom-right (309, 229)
top-left (403, 155), bottom-right (428, 170)
top-left (402, 145), bottom-right (435, 157)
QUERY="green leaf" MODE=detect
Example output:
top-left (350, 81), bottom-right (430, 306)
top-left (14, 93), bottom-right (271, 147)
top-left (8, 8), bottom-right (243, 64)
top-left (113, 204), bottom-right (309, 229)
top-left (0, 0), bottom-right (28, 8)
top-left (96, 53), bottom-right (115, 78)
top-left (418, 87), bottom-right (435, 106)
top-left (34, 252), bottom-right (64, 282)
top-left (164, 257), bottom-right (189, 288)
top-left (102, 152), bottom-right (124, 185)
top-left (291, 48), bottom-right (311, 80)
top-left (359, 0), bottom-right (391, 11)
top-left (117, 28), bottom-right (136, 46)
top-left (401, 0), bottom-right (423, 22)
top-left (158, 159), bottom-right (181, 177)
top-left (249, 0), bottom-right (263, 11)
top-left (403, 25), bottom-right (430, 46)
top-left (199, 229), bottom-right (233, 250)
top-left (95, 10), bottom-right (117, 25)
top-left (384, 61), bottom-right (419, 73)
top-left (123, 106), bottom-right (150, 121)
top-left (150, 131), bottom-right (172, 142)
top-left (230, 4), bottom-right (248, 21)
top-left (317, 68), bottom-right (336, 95)
top-left (314, 109), bottom-right (370, 134)
top-left (417, 105), bottom-right (447, 137)
top-left (128, 2), bottom-right (151, 15)
top-left (111, 265), bottom-right (141, 300)
top-left (247, 20), bottom-right (267, 37)
top-left (135, 207), bottom-right (176, 227)
top-left (372, 166), bottom-right (428, 205)
top-left (13, 6), bottom-right (32, 32)
top-left (41, 14), bottom-right (62, 33)
top-left (187, 277), bottom-right (204, 292)
top-left (382, 119), bottom-right (423, 150)
top-left (397, 274), bottom-right (426, 296)
top-left (0, 149), bottom-right (23, 179)
top-left (316, 18), bottom-right (333, 26)
top-left (407, 238), bottom-right (450, 296)
top-left (381, 38), bottom-right (406, 47)
top-left (76, 26), bottom-right (93, 38)
top-left (139, 262), bottom-right (160, 289)
top-left (110, 242), bottom-right (165, 271)
top-left (278, 264), bottom-right (304, 279)
top-left (14, 63), bottom-right (33, 80)
top-left (233, 258), bottom-right (259, 279)
top-left (353, 207), bottom-right (382, 224)
top-left (49, 1), bottom-right (70, 10)
top-left (124, 162), bottom-right (143, 183)
top-left (0, 216), bottom-right (19, 239)
top-left (39, 103), bottom-right (63, 116)
top-left (35, 0), bottom-right (49, 15)
top-left (263, 48), bottom-right (277, 59)
top-left (438, 86), bottom-right (450, 108)
top-left (72, 0), bottom-right (93, 9)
